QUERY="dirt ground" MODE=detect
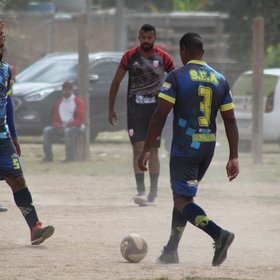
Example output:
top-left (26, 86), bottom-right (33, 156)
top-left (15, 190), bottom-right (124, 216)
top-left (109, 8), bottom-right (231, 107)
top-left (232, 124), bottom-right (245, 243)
top-left (0, 138), bottom-right (280, 280)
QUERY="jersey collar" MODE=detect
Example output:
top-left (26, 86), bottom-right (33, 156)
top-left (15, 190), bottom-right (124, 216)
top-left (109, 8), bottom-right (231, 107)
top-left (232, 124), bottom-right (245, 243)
top-left (187, 60), bottom-right (207, 66)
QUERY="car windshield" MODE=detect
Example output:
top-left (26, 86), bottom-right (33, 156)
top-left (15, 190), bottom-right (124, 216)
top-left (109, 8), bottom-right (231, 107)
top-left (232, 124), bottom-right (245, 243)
top-left (16, 59), bottom-right (77, 83)
top-left (232, 73), bottom-right (278, 97)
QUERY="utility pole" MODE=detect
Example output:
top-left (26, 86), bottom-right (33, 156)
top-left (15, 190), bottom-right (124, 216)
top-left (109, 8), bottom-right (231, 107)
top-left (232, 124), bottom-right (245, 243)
top-left (251, 17), bottom-right (264, 163)
top-left (114, 0), bottom-right (125, 51)
top-left (77, 9), bottom-right (90, 161)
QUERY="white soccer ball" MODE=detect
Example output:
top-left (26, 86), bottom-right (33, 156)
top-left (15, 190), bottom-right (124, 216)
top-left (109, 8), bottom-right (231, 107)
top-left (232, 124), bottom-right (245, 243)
top-left (120, 233), bottom-right (148, 263)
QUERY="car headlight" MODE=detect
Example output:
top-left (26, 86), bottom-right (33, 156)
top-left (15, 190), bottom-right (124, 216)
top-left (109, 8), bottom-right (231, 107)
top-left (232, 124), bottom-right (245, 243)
top-left (24, 88), bottom-right (55, 102)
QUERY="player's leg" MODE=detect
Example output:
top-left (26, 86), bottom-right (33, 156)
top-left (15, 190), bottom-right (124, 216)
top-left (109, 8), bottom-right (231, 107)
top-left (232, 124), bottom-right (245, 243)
top-left (173, 157), bottom-right (234, 266)
top-left (6, 176), bottom-right (55, 245)
top-left (146, 104), bottom-right (161, 203)
top-left (1, 139), bottom-right (54, 245)
top-left (157, 206), bottom-right (186, 263)
top-left (64, 127), bottom-right (81, 161)
top-left (42, 126), bottom-right (56, 162)
top-left (148, 146), bottom-right (160, 203)
top-left (131, 141), bottom-right (148, 206)
top-left (128, 107), bottom-right (148, 205)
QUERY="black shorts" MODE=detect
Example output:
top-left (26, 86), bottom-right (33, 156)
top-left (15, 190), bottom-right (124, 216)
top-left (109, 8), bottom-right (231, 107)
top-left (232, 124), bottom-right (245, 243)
top-left (127, 103), bottom-right (160, 147)
top-left (170, 156), bottom-right (213, 197)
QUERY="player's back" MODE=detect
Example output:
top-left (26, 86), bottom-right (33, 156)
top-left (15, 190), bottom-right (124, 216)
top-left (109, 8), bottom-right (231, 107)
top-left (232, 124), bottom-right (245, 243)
top-left (164, 60), bottom-right (233, 157)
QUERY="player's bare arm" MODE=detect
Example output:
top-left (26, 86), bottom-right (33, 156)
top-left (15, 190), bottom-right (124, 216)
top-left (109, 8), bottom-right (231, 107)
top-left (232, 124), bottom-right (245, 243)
top-left (221, 109), bottom-right (239, 181)
top-left (108, 67), bottom-right (126, 126)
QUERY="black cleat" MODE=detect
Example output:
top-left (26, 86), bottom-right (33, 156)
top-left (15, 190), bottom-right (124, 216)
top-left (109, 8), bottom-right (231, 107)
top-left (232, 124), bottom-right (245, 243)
top-left (156, 246), bottom-right (179, 264)
top-left (212, 229), bottom-right (235, 266)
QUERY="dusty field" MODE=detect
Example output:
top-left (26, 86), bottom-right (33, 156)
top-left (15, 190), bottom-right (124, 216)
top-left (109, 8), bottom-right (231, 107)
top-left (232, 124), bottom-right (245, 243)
top-left (0, 134), bottom-right (280, 280)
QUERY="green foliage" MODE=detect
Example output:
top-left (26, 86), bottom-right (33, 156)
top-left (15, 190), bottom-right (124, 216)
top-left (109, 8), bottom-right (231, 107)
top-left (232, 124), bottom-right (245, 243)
top-left (265, 44), bottom-right (280, 68)
top-left (206, 0), bottom-right (280, 65)
top-left (0, 0), bottom-right (48, 11)
top-left (172, 0), bottom-right (208, 11)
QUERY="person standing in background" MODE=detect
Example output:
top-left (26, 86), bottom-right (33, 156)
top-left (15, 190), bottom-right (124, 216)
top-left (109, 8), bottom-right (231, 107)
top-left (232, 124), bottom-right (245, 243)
top-left (109, 24), bottom-right (175, 206)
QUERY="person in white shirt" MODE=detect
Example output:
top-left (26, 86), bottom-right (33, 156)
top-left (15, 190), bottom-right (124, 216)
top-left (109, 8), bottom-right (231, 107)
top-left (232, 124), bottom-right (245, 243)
top-left (41, 80), bottom-right (86, 162)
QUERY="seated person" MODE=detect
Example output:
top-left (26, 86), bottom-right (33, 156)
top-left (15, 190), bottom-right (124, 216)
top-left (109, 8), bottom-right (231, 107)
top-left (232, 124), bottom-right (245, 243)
top-left (41, 80), bottom-right (85, 162)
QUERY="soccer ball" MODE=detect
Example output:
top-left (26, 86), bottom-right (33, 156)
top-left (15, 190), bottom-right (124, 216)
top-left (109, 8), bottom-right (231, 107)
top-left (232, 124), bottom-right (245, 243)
top-left (120, 233), bottom-right (148, 263)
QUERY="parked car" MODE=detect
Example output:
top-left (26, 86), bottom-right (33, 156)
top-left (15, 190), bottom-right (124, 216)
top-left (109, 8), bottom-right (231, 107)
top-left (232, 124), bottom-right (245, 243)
top-left (232, 68), bottom-right (280, 152)
top-left (12, 52), bottom-right (128, 140)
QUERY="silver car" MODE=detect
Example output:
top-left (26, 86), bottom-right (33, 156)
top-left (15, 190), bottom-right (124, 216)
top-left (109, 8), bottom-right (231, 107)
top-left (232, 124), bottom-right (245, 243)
top-left (12, 52), bottom-right (128, 140)
top-left (232, 68), bottom-right (280, 152)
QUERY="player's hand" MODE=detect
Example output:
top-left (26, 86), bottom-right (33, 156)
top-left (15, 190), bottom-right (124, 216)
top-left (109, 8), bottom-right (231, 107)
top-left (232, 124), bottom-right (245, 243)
top-left (226, 158), bottom-right (239, 181)
top-left (12, 137), bottom-right (21, 157)
top-left (138, 151), bottom-right (150, 171)
top-left (109, 110), bottom-right (118, 126)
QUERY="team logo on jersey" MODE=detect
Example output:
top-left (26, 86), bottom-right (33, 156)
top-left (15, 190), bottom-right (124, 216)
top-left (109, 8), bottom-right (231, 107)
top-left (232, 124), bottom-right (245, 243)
top-left (162, 82), bottom-right (171, 90)
top-left (132, 61), bottom-right (140, 68)
top-left (153, 60), bottom-right (159, 68)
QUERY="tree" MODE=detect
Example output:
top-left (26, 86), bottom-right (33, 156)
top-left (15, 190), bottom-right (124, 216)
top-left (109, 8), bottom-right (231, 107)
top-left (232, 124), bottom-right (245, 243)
top-left (172, 0), bottom-right (208, 11)
top-left (206, 0), bottom-right (280, 67)
top-left (1, 0), bottom-right (35, 10)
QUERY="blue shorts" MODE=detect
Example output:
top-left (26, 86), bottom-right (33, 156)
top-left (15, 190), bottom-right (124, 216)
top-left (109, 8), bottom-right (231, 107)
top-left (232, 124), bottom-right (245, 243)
top-left (0, 138), bottom-right (23, 179)
top-left (170, 156), bottom-right (213, 197)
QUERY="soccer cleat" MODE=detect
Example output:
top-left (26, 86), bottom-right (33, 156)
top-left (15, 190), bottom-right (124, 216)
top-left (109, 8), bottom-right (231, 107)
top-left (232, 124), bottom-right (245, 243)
top-left (156, 246), bottom-right (179, 264)
top-left (212, 229), bottom-right (235, 266)
top-left (31, 222), bottom-right (55, 245)
top-left (133, 193), bottom-right (147, 207)
top-left (0, 204), bottom-right (8, 212)
top-left (147, 192), bottom-right (157, 203)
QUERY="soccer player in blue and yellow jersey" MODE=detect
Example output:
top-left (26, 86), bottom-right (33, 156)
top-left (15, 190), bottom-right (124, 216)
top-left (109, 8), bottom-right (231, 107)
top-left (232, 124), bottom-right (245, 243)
top-left (0, 19), bottom-right (54, 244)
top-left (109, 24), bottom-right (175, 206)
top-left (138, 33), bottom-right (239, 266)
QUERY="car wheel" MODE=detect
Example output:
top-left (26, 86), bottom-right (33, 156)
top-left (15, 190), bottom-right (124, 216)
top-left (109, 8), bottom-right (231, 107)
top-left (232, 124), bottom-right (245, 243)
top-left (239, 140), bottom-right (251, 153)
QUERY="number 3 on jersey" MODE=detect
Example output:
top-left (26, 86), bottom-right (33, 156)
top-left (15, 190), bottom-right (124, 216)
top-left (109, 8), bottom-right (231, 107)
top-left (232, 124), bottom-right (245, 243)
top-left (198, 86), bottom-right (212, 127)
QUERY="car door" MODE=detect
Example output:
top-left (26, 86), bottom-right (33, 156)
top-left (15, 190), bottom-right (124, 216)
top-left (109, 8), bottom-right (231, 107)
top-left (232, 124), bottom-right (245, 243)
top-left (89, 58), bottom-right (127, 138)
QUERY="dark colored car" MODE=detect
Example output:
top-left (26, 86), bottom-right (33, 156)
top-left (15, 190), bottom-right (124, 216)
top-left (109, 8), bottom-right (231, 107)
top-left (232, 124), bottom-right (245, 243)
top-left (12, 52), bottom-right (127, 140)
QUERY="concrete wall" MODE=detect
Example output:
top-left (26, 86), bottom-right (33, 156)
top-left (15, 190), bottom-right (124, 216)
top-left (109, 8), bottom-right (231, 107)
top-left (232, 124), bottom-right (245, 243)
top-left (2, 11), bottom-right (249, 84)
